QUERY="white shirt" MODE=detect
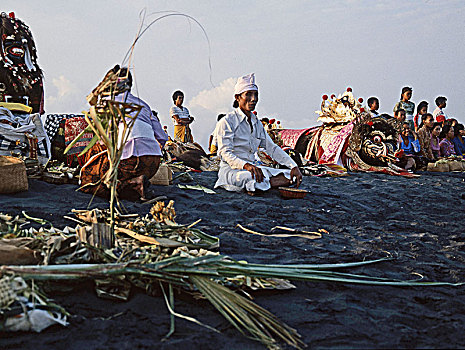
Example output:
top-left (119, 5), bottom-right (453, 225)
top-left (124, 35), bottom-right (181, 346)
top-left (114, 92), bottom-right (167, 159)
top-left (210, 122), bottom-right (220, 149)
top-left (170, 106), bottom-right (190, 125)
top-left (214, 108), bottom-right (297, 191)
top-left (432, 106), bottom-right (447, 120)
top-left (218, 106), bottom-right (295, 165)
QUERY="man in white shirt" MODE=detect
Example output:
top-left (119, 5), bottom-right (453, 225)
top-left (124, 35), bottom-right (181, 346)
top-left (214, 73), bottom-right (302, 193)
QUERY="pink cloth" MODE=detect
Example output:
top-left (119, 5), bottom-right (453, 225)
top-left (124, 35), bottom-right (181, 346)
top-left (278, 128), bottom-right (314, 149)
top-left (319, 122), bottom-right (354, 164)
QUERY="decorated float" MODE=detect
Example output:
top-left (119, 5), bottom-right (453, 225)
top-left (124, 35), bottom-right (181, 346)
top-left (0, 12), bottom-right (49, 167)
top-left (272, 88), bottom-right (417, 176)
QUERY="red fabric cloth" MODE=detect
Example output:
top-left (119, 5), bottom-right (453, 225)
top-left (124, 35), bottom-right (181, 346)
top-left (64, 117), bottom-right (93, 155)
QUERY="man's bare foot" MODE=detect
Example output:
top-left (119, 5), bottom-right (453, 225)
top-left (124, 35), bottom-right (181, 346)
top-left (127, 175), bottom-right (145, 199)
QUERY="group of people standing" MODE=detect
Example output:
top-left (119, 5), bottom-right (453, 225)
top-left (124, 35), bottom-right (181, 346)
top-left (367, 87), bottom-right (464, 166)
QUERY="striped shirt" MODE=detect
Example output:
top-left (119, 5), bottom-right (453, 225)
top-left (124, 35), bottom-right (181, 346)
top-left (170, 106), bottom-right (190, 125)
top-left (394, 101), bottom-right (415, 121)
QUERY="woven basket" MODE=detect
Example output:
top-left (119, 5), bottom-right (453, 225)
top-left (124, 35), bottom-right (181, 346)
top-left (449, 160), bottom-right (463, 172)
top-left (278, 187), bottom-right (308, 199)
top-left (427, 162), bottom-right (449, 172)
top-left (0, 156), bottom-right (28, 194)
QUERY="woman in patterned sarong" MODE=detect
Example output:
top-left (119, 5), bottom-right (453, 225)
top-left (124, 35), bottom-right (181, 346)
top-left (80, 143), bottom-right (161, 201)
top-left (170, 90), bottom-right (194, 143)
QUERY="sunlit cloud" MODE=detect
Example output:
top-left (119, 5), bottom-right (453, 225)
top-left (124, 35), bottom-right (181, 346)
top-left (189, 77), bottom-right (236, 115)
top-left (45, 75), bottom-right (86, 114)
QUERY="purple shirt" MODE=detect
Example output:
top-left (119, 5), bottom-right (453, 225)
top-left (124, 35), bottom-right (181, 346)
top-left (439, 138), bottom-right (456, 157)
top-left (431, 137), bottom-right (440, 156)
top-left (114, 92), bottom-right (168, 159)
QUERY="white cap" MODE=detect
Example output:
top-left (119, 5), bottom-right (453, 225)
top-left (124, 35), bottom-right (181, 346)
top-left (234, 73), bottom-right (258, 95)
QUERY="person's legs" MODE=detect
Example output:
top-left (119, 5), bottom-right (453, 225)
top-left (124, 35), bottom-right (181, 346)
top-left (119, 155), bottom-right (161, 200)
top-left (174, 125), bottom-right (186, 142)
top-left (79, 145), bottom-right (111, 198)
top-left (226, 169), bottom-right (271, 192)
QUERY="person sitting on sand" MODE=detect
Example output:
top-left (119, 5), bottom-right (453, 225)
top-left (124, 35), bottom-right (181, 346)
top-left (439, 124), bottom-right (456, 157)
top-left (170, 90), bottom-right (194, 143)
top-left (399, 122), bottom-right (420, 156)
top-left (208, 113), bottom-right (226, 154)
top-left (80, 67), bottom-right (168, 201)
top-left (452, 123), bottom-right (465, 156)
top-left (414, 100), bottom-right (428, 132)
top-left (430, 122), bottom-right (442, 159)
top-left (416, 113), bottom-right (435, 160)
top-left (398, 122), bottom-right (421, 170)
top-left (214, 73), bottom-right (302, 194)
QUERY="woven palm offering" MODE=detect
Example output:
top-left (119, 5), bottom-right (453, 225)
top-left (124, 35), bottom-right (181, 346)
top-left (278, 187), bottom-right (308, 199)
top-left (1, 201), bottom-right (464, 347)
top-left (0, 156), bottom-right (28, 194)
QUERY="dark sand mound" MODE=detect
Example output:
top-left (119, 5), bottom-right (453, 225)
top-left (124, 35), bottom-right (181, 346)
top-left (0, 172), bottom-right (464, 349)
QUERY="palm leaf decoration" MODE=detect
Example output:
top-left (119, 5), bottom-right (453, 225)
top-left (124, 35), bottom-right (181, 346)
top-left (1, 205), bottom-right (463, 349)
top-left (64, 65), bottom-right (142, 235)
top-left (2, 254), bottom-right (463, 349)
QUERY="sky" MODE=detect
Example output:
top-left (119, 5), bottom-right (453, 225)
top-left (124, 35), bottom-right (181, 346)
top-left (3, 0), bottom-right (465, 148)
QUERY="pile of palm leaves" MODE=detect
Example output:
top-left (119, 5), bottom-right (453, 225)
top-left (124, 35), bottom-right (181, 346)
top-left (0, 204), bottom-right (463, 349)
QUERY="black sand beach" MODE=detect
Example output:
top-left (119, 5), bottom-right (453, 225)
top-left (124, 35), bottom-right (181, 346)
top-left (0, 171), bottom-right (464, 349)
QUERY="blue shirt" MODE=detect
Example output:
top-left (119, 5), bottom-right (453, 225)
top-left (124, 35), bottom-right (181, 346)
top-left (400, 135), bottom-right (420, 155)
top-left (452, 136), bottom-right (465, 156)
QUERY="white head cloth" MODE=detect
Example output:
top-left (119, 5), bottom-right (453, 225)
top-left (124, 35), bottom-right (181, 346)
top-left (234, 73), bottom-right (258, 95)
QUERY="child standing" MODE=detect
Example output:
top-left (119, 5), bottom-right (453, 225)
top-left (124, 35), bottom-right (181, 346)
top-left (394, 87), bottom-right (415, 130)
top-left (432, 96), bottom-right (448, 122)
top-left (367, 96), bottom-right (380, 117)
top-left (414, 100), bottom-right (428, 132)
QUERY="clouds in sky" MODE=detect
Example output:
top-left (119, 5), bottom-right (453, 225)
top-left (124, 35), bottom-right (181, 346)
top-left (186, 77), bottom-right (235, 145)
top-left (45, 75), bottom-right (83, 114)
top-left (189, 77), bottom-right (235, 115)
